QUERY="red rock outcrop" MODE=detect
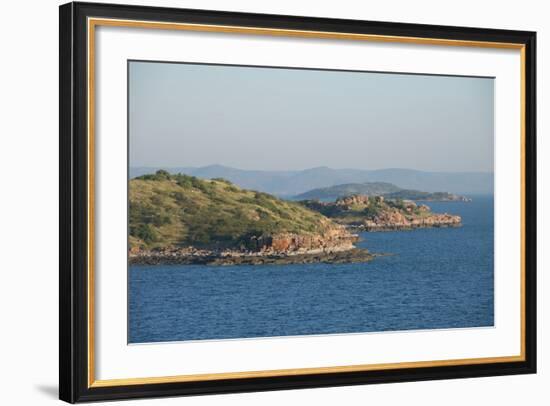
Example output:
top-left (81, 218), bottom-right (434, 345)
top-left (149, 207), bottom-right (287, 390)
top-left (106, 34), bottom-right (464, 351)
top-left (361, 209), bottom-right (461, 231)
top-left (247, 226), bottom-right (358, 254)
top-left (335, 195), bottom-right (370, 207)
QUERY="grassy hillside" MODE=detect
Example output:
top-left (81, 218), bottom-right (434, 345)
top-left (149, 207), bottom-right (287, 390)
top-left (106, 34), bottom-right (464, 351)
top-left (129, 170), bottom-right (337, 250)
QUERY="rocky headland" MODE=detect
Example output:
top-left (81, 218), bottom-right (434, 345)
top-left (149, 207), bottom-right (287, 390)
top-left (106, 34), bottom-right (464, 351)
top-left (301, 195), bottom-right (462, 232)
top-left (129, 171), bottom-right (370, 266)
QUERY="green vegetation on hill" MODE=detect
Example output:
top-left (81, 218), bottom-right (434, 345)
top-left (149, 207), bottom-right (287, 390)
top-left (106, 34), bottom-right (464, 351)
top-left (129, 170), bottom-right (336, 250)
top-left (295, 182), bottom-right (401, 201)
top-left (295, 182), bottom-right (470, 202)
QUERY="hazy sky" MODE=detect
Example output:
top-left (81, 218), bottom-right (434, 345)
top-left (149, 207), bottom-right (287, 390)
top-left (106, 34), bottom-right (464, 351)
top-left (129, 61), bottom-right (494, 172)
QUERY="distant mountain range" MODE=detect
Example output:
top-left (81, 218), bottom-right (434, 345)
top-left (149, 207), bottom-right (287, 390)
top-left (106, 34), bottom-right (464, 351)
top-left (129, 165), bottom-right (494, 196)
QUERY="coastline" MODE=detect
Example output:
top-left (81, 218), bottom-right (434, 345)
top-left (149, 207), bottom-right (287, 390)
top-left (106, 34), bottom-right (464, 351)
top-left (129, 215), bottom-right (462, 266)
top-left (129, 247), bottom-right (375, 266)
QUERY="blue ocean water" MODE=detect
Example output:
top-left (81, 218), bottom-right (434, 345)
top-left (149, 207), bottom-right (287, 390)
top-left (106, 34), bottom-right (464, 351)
top-left (128, 196), bottom-right (494, 344)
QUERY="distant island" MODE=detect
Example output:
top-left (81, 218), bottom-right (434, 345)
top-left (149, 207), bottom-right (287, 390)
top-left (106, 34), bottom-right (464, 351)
top-left (129, 171), bottom-right (462, 265)
top-left (294, 182), bottom-right (471, 202)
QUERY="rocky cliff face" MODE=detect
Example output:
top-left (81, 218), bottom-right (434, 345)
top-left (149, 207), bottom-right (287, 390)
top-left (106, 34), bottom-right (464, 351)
top-left (335, 195), bottom-right (373, 207)
top-left (246, 226), bottom-right (358, 254)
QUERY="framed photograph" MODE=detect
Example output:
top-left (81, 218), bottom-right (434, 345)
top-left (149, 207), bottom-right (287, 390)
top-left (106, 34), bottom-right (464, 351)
top-left (59, 2), bottom-right (536, 403)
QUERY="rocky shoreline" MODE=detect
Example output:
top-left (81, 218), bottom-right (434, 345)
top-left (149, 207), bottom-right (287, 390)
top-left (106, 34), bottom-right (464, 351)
top-left (129, 246), bottom-right (375, 266)
top-left (129, 224), bottom-right (373, 266)
top-left (354, 213), bottom-right (462, 232)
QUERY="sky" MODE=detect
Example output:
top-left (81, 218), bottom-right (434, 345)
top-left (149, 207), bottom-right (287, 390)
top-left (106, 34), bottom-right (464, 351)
top-left (129, 61), bottom-right (494, 172)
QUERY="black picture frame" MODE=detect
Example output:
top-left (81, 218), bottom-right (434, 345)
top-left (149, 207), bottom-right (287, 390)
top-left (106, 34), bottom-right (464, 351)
top-left (60, 1), bottom-right (537, 403)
